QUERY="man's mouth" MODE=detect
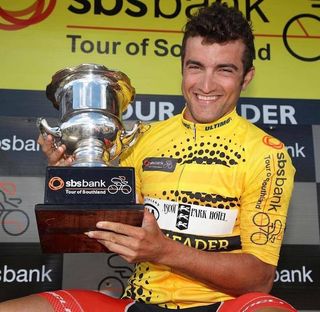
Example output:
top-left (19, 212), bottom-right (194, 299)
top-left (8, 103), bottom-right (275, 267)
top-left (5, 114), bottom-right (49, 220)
top-left (196, 94), bottom-right (219, 101)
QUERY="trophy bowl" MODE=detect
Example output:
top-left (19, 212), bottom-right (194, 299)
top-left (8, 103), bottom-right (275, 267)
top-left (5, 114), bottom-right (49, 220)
top-left (37, 63), bottom-right (142, 166)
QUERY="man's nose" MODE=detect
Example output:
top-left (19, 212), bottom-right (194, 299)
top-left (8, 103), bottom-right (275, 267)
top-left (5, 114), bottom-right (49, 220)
top-left (199, 71), bottom-right (217, 92)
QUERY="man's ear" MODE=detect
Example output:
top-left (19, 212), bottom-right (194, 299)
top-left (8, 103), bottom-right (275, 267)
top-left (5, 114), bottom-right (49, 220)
top-left (241, 66), bottom-right (255, 91)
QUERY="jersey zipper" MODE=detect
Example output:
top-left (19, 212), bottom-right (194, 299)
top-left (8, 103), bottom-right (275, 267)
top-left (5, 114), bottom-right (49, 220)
top-left (175, 123), bottom-right (197, 202)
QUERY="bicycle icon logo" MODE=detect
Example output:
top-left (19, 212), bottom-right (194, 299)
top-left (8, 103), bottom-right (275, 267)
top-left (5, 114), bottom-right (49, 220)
top-left (98, 254), bottom-right (133, 298)
top-left (250, 212), bottom-right (283, 246)
top-left (282, 1), bottom-right (320, 61)
top-left (0, 181), bottom-right (30, 236)
top-left (107, 176), bottom-right (132, 195)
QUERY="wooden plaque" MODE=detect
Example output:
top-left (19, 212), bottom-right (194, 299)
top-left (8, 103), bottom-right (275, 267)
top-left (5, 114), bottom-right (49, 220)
top-left (35, 204), bottom-right (144, 253)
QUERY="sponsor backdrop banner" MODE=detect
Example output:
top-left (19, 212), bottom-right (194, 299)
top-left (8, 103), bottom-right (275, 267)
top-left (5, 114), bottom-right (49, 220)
top-left (0, 243), bottom-right (63, 301)
top-left (0, 117), bottom-right (48, 176)
top-left (272, 245), bottom-right (320, 310)
top-left (0, 1), bottom-right (320, 310)
top-left (1, 91), bottom-right (320, 125)
top-left (0, 177), bottom-right (44, 242)
top-left (0, 0), bottom-right (319, 98)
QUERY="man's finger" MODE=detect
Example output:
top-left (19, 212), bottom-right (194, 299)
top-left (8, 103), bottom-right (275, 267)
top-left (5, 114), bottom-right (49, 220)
top-left (38, 134), bottom-right (53, 154)
top-left (37, 134), bottom-right (45, 145)
top-left (86, 230), bottom-right (128, 244)
top-left (47, 145), bottom-right (67, 166)
top-left (96, 221), bottom-right (141, 237)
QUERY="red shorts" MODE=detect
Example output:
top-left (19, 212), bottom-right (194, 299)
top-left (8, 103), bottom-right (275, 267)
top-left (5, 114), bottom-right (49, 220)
top-left (38, 290), bottom-right (297, 312)
top-left (220, 292), bottom-right (297, 311)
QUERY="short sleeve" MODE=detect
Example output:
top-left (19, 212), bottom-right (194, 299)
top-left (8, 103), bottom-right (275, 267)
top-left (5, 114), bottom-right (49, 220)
top-left (239, 144), bottom-right (295, 266)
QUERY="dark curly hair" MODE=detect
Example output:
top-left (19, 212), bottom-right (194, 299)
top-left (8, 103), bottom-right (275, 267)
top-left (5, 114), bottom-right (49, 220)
top-left (181, 2), bottom-right (255, 75)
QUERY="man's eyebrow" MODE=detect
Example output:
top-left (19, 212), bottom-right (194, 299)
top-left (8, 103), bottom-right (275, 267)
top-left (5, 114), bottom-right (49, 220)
top-left (185, 60), bottom-right (240, 71)
top-left (185, 59), bottom-right (203, 67)
top-left (217, 63), bottom-right (239, 71)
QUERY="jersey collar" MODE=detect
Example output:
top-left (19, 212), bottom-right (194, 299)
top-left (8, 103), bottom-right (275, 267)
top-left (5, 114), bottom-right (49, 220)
top-left (180, 107), bottom-right (237, 132)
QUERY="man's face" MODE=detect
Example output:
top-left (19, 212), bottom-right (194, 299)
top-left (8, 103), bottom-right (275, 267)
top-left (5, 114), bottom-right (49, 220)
top-left (182, 36), bottom-right (254, 124)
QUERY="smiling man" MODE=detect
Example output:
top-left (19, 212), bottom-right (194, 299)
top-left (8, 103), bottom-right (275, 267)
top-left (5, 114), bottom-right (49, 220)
top-left (182, 38), bottom-right (254, 124)
top-left (0, 3), bottom-right (297, 312)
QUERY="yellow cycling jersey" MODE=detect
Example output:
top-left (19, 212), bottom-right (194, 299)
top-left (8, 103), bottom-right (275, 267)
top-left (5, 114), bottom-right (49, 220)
top-left (120, 108), bottom-right (295, 309)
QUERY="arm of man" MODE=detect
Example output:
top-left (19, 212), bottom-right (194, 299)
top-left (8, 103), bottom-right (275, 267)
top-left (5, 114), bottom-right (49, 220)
top-left (86, 209), bottom-right (275, 297)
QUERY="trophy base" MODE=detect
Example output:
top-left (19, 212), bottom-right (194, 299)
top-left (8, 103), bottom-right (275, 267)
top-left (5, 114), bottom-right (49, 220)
top-left (35, 203), bottom-right (144, 253)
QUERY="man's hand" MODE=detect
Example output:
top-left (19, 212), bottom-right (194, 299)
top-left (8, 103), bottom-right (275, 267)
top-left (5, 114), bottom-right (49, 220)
top-left (85, 209), bottom-right (170, 263)
top-left (38, 134), bottom-right (73, 166)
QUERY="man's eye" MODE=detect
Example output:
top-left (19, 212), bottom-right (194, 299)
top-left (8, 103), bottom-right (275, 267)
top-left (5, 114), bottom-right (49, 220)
top-left (221, 68), bottom-right (233, 73)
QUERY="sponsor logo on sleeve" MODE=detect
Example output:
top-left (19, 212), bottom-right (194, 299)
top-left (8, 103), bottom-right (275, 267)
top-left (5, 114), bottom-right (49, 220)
top-left (251, 152), bottom-right (289, 245)
top-left (263, 135), bottom-right (284, 149)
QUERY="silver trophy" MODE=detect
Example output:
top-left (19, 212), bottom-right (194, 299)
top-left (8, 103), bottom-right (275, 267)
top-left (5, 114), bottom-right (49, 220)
top-left (37, 63), bottom-right (142, 166)
top-left (35, 64), bottom-right (145, 253)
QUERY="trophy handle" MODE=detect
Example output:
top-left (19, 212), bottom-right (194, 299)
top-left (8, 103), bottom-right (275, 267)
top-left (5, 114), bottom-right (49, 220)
top-left (37, 117), bottom-right (62, 139)
top-left (121, 121), bottom-right (143, 148)
top-left (105, 121), bottom-right (143, 163)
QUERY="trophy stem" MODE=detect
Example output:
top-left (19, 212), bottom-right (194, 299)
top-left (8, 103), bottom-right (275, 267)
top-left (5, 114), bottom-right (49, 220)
top-left (72, 139), bottom-right (107, 167)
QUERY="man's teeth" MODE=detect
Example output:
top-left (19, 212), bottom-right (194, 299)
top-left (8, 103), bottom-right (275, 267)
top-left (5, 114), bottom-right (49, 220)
top-left (197, 95), bottom-right (218, 100)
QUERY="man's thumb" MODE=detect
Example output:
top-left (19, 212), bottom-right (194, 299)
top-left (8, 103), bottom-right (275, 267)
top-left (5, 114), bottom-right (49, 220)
top-left (142, 208), bottom-right (156, 228)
